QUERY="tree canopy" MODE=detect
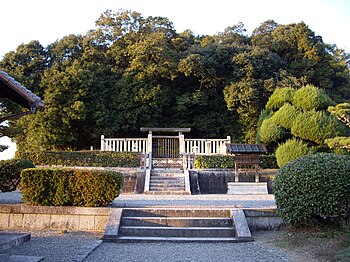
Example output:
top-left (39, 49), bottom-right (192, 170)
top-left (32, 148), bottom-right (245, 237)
top-left (0, 10), bottom-right (349, 152)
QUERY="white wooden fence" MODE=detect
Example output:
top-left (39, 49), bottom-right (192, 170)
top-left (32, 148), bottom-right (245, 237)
top-left (100, 135), bottom-right (230, 155)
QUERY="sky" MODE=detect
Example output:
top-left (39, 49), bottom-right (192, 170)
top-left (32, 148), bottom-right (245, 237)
top-left (0, 0), bottom-right (350, 58)
top-left (0, 0), bottom-right (350, 159)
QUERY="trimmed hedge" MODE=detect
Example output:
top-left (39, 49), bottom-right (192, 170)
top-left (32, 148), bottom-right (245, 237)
top-left (275, 138), bottom-right (315, 167)
top-left (195, 155), bottom-right (277, 169)
top-left (21, 168), bottom-right (124, 207)
top-left (274, 153), bottom-right (350, 225)
top-left (0, 159), bottom-right (35, 192)
top-left (271, 103), bottom-right (299, 129)
top-left (17, 151), bottom-right (140, 167)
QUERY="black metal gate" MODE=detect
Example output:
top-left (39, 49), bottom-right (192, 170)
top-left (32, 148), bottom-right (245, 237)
top-left (152, 136), bottom-right (182, 168)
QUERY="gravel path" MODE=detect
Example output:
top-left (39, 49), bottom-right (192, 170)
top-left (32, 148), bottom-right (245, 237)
top-left (113, 193), bottom-right (276, 208)
top-left (85, 241), bottom-right (291, 262)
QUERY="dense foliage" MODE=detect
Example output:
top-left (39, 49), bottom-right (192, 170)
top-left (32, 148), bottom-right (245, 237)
top-left (274, 153), bottom-right (350, 225)
top-left (17, 151), bottom-right (139, 167)
top-left (21, 168), bottom-right (124, 207)
top-left (0, 159), bottom-right (35, 192)
top-left (1, 10), bottom-right (349, 152)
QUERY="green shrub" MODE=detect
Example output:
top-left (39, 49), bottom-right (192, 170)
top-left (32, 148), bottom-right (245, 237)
top-left (271, 103), bottom-right (299, 129)
top-left (292, 84), bottom-right (334, 111)
top-left (195, 155), bottom-right (235, 169)
top-left (291, 110), bottom-right (347, 144)
top-left (274, 153), bottom-right (350, 225)
top-left (265, 87), bottom-right (296, 110)
top-left (259, 155), bottom-right (278, 169)
top-left (17, 151), bottom-right (139, 167)
top-left (275, 138), bottom-right (315, 167)
top-left (194, 155), bottom-right (276, 169)
top-left (20, 168), bottom-right (124, 207)
top-left (259, 118), bottom-right (286, 144)
top-left (0, 159), bottom-right (35, 192)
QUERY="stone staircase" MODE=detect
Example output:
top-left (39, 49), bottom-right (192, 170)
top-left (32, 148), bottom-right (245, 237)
top-left (146, 169), bottom-right (190, 195)
top-left (104, 208), bottom-right (252, 243)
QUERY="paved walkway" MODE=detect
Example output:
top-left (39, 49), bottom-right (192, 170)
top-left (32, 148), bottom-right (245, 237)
top-left (113, 193), bottom-right (276, 209)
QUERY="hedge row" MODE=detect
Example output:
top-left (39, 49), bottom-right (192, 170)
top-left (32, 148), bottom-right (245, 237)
top-left (21, 168), bottom-right (124, 207)
top-left (195, 155), bottom-right (278, 169)
top-left (17, 151), bottom-right (140, 167)
top-left (0, 159), bottom-right (35, 192)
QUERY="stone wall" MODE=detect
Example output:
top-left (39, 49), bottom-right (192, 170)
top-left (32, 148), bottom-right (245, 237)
top-left (244, 208), bottom-right (284, 231)
top-left (189, 169), bottom-right (277, 194)
top-left (0, 205), bottom-right (110, 232)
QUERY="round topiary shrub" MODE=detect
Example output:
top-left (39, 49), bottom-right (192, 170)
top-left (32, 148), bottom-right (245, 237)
top-left (275, 138), bottom-right (315, 167)
top-left (270, 103), bottom-right (299, 129)
top-left (292, 84), bottom-right (334, 111)
top-left (258, 118), bottom-right (286, 144)
top-left (0, 159), bottom-right (35, 192)
top-left (274, 153), bottom-right (350, 226)
top-left (265, 87), bottom-right (296, 110)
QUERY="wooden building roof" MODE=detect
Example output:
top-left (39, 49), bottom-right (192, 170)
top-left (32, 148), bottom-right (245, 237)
top-left (226, 143), bottom-right (267, 154)
top-left (0, 70), bottom-right (44, 122)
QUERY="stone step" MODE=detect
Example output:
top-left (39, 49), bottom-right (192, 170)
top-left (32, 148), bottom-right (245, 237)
top-left (113, 236), bottom-right (244, 243)
top-left (150, 183), bottom-right (184, 187)
top-left (0, 233), bottom-right (31, 251)
top-left (149, 188), bottom-right (185, 192)
top-left (144, 190), bottom-right (191, 195)
top-left (121, 217), bottom-right (233, 227)
top-left (151, 173), bottom-right (184, 179)
top-left (121, 208), bottom-right (232, 218)
top-left (119, 226), bottom-right (235, 238)
top-left (150, 176), bottom-right (184, 181)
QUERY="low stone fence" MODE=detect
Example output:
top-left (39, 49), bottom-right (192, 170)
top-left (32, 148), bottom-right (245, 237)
top-left (244, 208), bottom-right (283, 231)
top-left (189, 169), bottom-right (278, 194)
top-left (0, 204), bottom-right (110, 232)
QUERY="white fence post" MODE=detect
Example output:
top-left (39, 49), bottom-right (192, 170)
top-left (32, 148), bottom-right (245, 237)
top-left (100, 135), bottom-right (105, 151)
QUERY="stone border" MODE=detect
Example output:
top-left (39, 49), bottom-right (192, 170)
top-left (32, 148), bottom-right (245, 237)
top-left (0, 205), bottom-right (110, 232)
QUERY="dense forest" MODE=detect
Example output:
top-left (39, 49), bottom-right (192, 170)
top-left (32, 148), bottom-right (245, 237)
top-left (0, 9), bottom-right (349, 152)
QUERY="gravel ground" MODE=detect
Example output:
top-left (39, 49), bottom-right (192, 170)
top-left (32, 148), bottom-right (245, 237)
top-left (85, 241), bottom-right (291, 262)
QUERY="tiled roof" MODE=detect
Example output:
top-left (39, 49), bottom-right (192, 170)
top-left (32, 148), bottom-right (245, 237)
top-left (226, 143), bottom-right (267, 154)
top-left (0, 70), bottom-right (44, 110)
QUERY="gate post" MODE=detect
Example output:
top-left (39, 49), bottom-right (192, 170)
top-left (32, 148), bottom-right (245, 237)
top-left (100, 135), bottom-right (105, 151)
top-left (146, 131), bottom-right (153, 169)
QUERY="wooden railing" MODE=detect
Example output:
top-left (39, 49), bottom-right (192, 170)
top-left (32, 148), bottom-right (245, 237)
top-left (100, 135), bottom-right (147, 153)
top-left (184, 137), bottom-right (231, 155)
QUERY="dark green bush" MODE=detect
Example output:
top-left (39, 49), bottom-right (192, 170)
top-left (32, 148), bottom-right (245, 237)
top-left (195, 154), bottom-right (277, 169)
top-left (265, 87), bottom-right (296, 110)
top-left (0, 159), bottom-right (35, 192)
top-left (17, 151), bottom-right (139, 167)
top-left (275, 138), bottom-right (315, 167)
top-left (291, 110), bottom-right (347, 144)
top-left (292, 84), bottom-right (335, 111)
top-left (20, 168), bottom-right (124, 207)
top-left (274, 153), bottom-right (350, 225)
